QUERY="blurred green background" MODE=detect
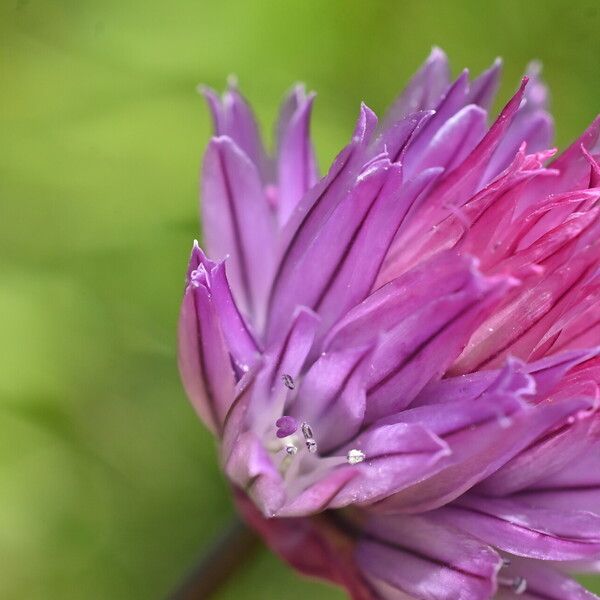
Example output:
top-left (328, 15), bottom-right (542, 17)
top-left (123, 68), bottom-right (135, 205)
top-left (1, 0), bottom-right (599, 598)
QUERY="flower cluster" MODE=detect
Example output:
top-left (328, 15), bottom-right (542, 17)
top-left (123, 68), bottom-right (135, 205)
top-left (179, 49), bottom-right (600, 599)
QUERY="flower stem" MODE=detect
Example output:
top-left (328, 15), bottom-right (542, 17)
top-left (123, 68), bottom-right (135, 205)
top-left (168, 516), bottom-right (260, 599)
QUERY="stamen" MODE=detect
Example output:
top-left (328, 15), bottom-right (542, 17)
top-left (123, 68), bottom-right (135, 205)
top-left (512, 577), bottom-right (527, 595)
top-left (281, 373), bottom-right (295, 390)
top-left (301, 422), bottom-right (314, 439)
top-left (301, 422), bottom-right (318, 453)
top-left (285, 444), bottom-right (298, 455)
top-left (499, 576), bottom-right (527, 595)
top-left (275, 416), bottom-right (299, 438)
top-left (347, 449), bottom-right (366, 464)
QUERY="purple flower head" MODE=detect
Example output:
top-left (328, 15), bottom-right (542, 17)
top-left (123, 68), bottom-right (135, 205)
top-left (179, 48), bottom-right (600, 599)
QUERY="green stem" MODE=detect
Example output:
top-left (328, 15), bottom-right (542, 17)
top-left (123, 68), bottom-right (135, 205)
top-left (168, 516), bottom-right (260, 599)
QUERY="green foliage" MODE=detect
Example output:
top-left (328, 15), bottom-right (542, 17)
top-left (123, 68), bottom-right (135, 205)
top-left (1, 0), bottom-right (598, 597)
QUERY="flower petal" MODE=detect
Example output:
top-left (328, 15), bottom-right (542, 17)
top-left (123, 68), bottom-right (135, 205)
top-left (356, 513), bottom-right (502, 600)
top-left (483, 62), bottom-right (553, 181)
top-left (476, 400), bottom-right (598, 496)
top-left (373, 396), bottom-right (593, 513)
top-left (379, 79), bottom-right (531, 283)
top-left (364, 270), bottom-right (516, 421)
top-left (277, 419), bottom-right (449, 515)
top-left (467, 58), bottom-right (502, 110)
top-left (370, 110), bottom-right (434, 164)
top-left (201, 81), bottom-right (270, 179)
top-left (314, 165), bottom-right (443, 343)
top-left (514, 446), bottom-right (600, 514)
top-left (177, 256), bottom-right (236, 434)
top-left (495, 556), bottom-right (600, 600)
top-left (266, 151), bottom-right (391, 343)
top-left (401, 70), bottom-right (471, 171)
top-left (267, 104), bottom-right (379, 341)
top-left (250, 306), bottom-right (320, 435)
top-left (421, 77), bottom-right (530, 217)
top-left (294, 345), bottom-right (372, 453)
top-left (381, 46), bottom-right (450, 128)
top-left (416, 348), bottom-right (598, 411)
top-left (326, 251), bottom-right (479, 352)
top-left (403, 104), bottom-right (487, 177)
top-left (201, 136), bottom-right (277, 324)
top-left (226, 430), bottom-right (286, 516)
top-left (453, 253), bottom-right (599, 373)
top-left (209, 261), bottom-right (261, 372)
top-left (435, 494), bottom-right (600, 561)
top-left (235, 490), bottom-right (374, 600)
top-left (276, 86), bottom-right (318, 223)
top-left (484, 111), bottom-right (554, 182)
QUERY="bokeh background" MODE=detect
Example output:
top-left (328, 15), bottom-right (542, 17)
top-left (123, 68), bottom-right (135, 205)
top-left (1, 0), bottom-right (599, 598)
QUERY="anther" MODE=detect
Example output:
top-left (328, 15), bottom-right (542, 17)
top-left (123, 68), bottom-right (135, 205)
top-left (285, 445), bottom-right (298, 456)
top-left (301, 422), bottom-right (317, 454)
top-left (281, 374), bottom-right (295, 390)
top-left (275, 416), bottom-right (299, 439)
top-left (301, 422), bottom-right (314, 439)
top-left (306, 439), bottom-right (318, 453)
top-left (512, 577), bottom-right (527, 595)
top-left (347, 449), bottom-right (366, 464)
top-left (499, 576), bottom-right (527, 595)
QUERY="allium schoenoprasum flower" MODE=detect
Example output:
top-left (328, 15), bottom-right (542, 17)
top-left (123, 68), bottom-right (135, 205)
top-left (178, 48), bottom-right (600, 599)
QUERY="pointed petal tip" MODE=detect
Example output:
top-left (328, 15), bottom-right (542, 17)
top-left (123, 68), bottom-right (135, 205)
top-left (281, 83), bottom-right (305, 108)
top-left (353, 102), bottom-right (378, 141)
top-left (210, 134), bottom-right (229, 145)
top-left (466, 252), bottom-right (522, 294)
top-left (197, 83), bottom-right (216, 97)
top-left (428, 45), bottom-right (448, 61)
top-left (580, 143), bottom-right (600, 175)
top-left (205, 135), bottom-right (228, 157)
top-left (294, 90), bottom-right (317, 114)
top-left (226, 73), bottom-right (239, 90)
top-left (526, 59), bottom-right (543, 76)
top-left (480, 56), bottom-right (503, 76)
top-left (504, 354), bottom-right (529, 371)
top-left (199, 85), bottom-right (226, 134)
top-left (585, 116), bottom-right (600, 151)
top-left (208, 134), bottom-right (241, 152)
top-left (290, 82), bottom-right (316, 100)
top-left (292, 81), bottom-right (306, 93)
top-left (186, 241), bottom-right (211, 282)
top-left (292, 304), bottom-right (321, 325)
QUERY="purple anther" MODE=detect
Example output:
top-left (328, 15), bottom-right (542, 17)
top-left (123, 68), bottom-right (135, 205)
top-left (275, 416), bottom-right (299, 438)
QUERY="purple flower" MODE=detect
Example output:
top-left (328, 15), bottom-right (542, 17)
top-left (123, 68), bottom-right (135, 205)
top-left (178, 48), bottom-right (600, 599)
